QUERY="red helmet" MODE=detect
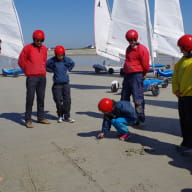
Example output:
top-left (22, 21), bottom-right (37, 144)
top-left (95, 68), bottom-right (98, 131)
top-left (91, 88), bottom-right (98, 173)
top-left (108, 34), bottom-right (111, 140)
top-left (33, 30), bottom-right (45, 39)
top-left (125, 29), bottom-right (138, 41)
top-left (54, 45), bottom-right (65, 55)
top-left (177, 34), bottom-right (192, 52)
top-left (98, 98), bottom-right (113, 113)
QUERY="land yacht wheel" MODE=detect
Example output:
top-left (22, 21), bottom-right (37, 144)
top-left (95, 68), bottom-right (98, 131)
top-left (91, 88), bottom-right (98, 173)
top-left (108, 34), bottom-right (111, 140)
top-left (95, 68), bottom-right (100, 73)
top-left (151, 84), bottom-right (159, 96)
top-left (13, 71), bottom-right (19, 77)
top-left (2, 73), bottom-right (7, 77)
top-left (108, 68), bottom-right (114, 74)
top-left (120, 68), bottom-right (124, 76)
top-left (162, 78), bottom-right (169, 88)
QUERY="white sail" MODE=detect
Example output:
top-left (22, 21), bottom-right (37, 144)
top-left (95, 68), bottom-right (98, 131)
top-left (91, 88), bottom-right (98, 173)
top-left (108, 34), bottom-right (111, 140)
top-left (0, 0), bottom-right (24, 67)
top-left (94, 0), bottom-right (184, 65)
top-left (153, 0), bottom-right (184, 58)
top-left (108, 0), bottom-right (153, 60)
top-left (94, 0), bottom-right (121, 61)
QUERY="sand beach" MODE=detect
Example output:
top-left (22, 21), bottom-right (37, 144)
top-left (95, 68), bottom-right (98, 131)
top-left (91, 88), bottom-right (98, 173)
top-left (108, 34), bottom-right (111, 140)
top-left (0, 63), bottom-right (192, 192)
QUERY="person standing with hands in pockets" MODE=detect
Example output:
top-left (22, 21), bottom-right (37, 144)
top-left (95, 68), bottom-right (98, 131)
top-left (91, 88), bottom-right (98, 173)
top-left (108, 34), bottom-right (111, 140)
top-left (121, 29), bottom-right (150, 126)
top-left (46, 45), bottom-right (75, 123)
top-left (18, 30), bottom-right (50, 128)
top-left (172, 34), bottom-right (192, 156)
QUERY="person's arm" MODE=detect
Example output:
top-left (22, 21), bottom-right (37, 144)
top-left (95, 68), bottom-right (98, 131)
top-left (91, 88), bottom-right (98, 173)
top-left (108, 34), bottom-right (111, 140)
top-left (139, 45), bottom-right (150, 76)
top-left (65, 57), bottom-right (75, 71)
top-left (18, 47), bottom-right (29, 71)
top-left (46, 58), bottom-right (54, 73)
top-left (97, 115), bottom-right (112, 139)
top-left (172, 61), bottom-right (180, 96)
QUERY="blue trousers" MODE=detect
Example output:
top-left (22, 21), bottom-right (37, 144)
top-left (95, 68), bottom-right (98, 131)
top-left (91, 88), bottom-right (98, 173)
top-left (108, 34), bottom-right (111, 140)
top-left (111, 117), bottom-right (135, 134)
top-left (121, 72), bottom-right (145, 122)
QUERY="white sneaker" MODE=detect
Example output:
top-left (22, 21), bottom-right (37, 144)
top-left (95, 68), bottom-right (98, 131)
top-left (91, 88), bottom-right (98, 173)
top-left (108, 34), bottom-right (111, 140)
top-left (57, 117), bottom-right (63, 123)
top-left (64, 117), bottom-right (75, 123)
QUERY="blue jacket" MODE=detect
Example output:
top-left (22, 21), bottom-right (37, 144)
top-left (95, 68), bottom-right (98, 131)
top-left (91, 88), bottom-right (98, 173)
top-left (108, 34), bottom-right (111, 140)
top-left (46, 56), bottom-right (75, 83)
top-left (101, 101), bottom-right (138, 133)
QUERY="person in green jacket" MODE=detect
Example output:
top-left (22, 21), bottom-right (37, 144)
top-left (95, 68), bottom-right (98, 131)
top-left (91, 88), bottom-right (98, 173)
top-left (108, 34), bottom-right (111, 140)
top-left (172, 34), bottom-right (192, 156)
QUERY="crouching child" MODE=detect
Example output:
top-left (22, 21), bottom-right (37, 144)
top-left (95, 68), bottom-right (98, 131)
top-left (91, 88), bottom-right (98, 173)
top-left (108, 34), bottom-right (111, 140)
top-left (97, 98), bottom-right (140, 141)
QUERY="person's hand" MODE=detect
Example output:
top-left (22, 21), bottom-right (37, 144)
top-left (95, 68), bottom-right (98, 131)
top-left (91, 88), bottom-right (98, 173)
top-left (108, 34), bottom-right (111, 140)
top-left (97, 132), bottom-right (105, 139)
top-left (175, 90), bottom-right (181, 97)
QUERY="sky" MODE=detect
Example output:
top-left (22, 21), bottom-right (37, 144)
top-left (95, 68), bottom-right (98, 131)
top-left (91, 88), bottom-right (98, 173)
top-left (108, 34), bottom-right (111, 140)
top-left (14, 0), bottom-right (192, 49)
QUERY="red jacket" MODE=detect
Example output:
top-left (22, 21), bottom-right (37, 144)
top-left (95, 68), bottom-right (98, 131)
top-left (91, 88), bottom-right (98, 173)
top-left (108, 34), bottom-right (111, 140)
top-left (18, 43), bottom-right (47, 77)
top-left (123, 43), bottom-right (150, 76)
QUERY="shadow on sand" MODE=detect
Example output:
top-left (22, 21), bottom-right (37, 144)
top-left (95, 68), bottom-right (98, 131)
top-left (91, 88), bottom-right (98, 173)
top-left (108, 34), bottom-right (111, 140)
top-left (145, 99), bottom-right (178, 110)
top-left (76, 110), bottom-right (180, 136)
top-left (77, 110), bottom-right (192, 175)
top-left (181, 189), bottom-right (192, 192)
top-left (0, 111), bottom-right (57, 126)
top-left (71, 84), bottom-right (109, 90)
top-left (76, 111), bottom-right (102, 119)
top-left (127, 132), bottom-right (192, 175)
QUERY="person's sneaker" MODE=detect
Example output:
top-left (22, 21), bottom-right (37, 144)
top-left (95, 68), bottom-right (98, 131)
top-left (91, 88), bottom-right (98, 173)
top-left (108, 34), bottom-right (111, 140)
top-left (63, 117), bottom-right (75, 123)
top-left (119, 133), bottom-right (131, 141)
top-left (37, 119), bottom-right (50, 124)
top-left (25, 121), bottom-right (34, 128)
top-left (57, 117), bottom-right (63, 123)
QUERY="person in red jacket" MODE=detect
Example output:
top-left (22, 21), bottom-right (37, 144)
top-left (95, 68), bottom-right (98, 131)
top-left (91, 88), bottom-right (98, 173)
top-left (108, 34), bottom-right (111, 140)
top-left (18, 30), bottom-right (50, 128)
top-left (121, 29), bottom-right (150, 125)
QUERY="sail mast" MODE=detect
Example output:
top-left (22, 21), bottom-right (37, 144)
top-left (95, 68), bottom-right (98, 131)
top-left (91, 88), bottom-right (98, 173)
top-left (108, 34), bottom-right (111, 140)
top-left (144, 0), bottom-right (154, 67)
top-left (12, 0), bottom-right (24, 45)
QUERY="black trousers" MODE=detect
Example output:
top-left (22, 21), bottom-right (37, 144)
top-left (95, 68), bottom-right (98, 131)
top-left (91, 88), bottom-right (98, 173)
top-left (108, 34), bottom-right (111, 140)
top-left (178, 96), bottom-right (192, 148)
top-left (52, 83), bottom-right (71, 119)
top-left (25, 76), bottom-right (46, 122)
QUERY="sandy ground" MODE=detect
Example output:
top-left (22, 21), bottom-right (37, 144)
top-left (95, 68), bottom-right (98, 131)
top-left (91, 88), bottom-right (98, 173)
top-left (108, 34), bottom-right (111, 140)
top-left (0, 65), bottom-right (192, 192)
